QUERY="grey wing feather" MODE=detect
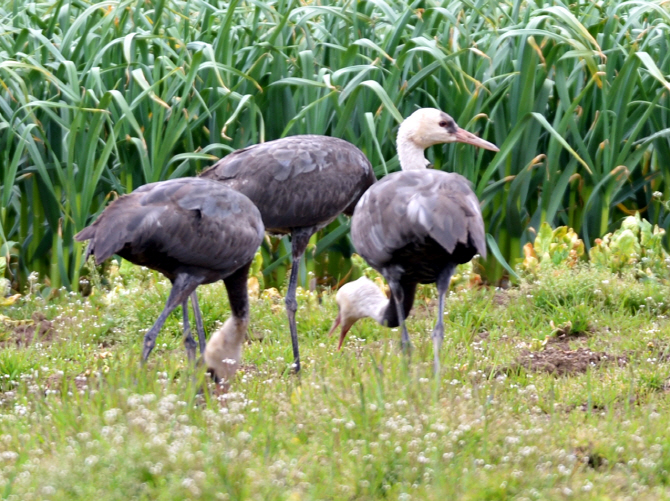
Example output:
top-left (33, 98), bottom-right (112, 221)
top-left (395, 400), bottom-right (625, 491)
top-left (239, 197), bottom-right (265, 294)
top-left (351, 170), bottom-right (486, 267)
top-left (200, 135), bottom-right (376, 231)
top-left (75, 192), bottom-right (145, 265)
top-left (75, 178), bottom-right (264, 273)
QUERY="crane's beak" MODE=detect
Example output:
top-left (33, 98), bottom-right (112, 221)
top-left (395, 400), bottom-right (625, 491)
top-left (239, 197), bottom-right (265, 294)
top-left (328, 313), bottom-right (352, 350)
top-left (328, 313), bottom-right (341, 338)
top-left (453, 128), bottom-right (499, 152)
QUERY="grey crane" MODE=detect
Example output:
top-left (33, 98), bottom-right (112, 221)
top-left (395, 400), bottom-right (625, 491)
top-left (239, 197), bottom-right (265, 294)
top-left (74, 177), bottom-right (264, 383)
top-left (200, 135), bottom-right (376, 373)
top-left (328, 108), bottom-right (499, 373)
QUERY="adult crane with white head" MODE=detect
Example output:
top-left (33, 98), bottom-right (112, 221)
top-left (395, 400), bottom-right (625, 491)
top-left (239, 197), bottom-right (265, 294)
top-left (75, 177), bottom-right (264, 384)
top-left (329, 108), bottom-right (499, 373)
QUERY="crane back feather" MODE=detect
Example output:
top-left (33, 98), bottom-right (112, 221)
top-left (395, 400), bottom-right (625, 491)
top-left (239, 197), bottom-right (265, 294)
top-left (200, 135), bottom-right (376, 233)
top-left (351, 170), bottom-right (485, 283)
top-left (75, 178), bottom-right (264, 283)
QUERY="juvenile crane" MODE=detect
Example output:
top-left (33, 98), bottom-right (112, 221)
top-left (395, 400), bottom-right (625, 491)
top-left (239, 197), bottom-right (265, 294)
top-left (329, 108), bottom-right (499, 373)
top-left (75, 177), bottom-right (264, 383)
top-left (200, 136), bottom-right (376, 373)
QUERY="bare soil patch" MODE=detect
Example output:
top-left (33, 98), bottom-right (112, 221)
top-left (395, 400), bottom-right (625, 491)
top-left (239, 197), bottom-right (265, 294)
top-left (2, 312), bottom-right (54, 347)
top-left (575, 445), bottom-right (608, 469)
top-left (546, 321), bottom-right (591, 349)
top-left (498, 347), bottom-right (627, 376)
top-left (492, 290), bottom-right (510, 307)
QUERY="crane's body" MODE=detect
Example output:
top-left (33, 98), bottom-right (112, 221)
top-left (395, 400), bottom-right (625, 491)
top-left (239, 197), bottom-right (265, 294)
top-left (350, 169), bottom-right (486, 327)
top-left (352, 170), bottom-right (486, 282)
top-left (200, 135), bottom-right (376, 233)
top-left (201, 135), bottom-right (376, 372)
top-left (75, 177), bottom-right (264, 383)
top-left (330, 108), bottom-right (499, 373)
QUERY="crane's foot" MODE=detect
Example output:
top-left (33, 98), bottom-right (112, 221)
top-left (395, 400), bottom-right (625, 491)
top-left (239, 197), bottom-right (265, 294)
top-left (141, 340), bottom-right (155, 364)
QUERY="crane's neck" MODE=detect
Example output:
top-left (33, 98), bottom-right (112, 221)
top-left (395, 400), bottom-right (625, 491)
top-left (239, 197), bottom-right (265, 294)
top-left (397, 134), bottom-right (429, 171)
top-left (204, 315), bottom-right (248, 388)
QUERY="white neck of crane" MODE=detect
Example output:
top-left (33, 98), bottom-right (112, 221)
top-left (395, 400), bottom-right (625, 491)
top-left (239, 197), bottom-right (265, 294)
top-left (204, 315), bottom-right (248, 385)
top-left (397, 135), bottom-right (430, 171)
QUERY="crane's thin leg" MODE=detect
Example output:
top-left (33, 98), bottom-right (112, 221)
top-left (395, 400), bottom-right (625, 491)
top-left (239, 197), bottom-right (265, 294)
top-left (142, 274), bottom-right (203, 363)
top-left (285, 228), bottom-right (315, 374)
top-left (433, 264), bottom-right (456, 375)
top-left (190, 292), bottom-right (206, 355)
top-left (387, 279), bottom-right (412, 356)
top-left (182, 299), bottom-right (197, 364)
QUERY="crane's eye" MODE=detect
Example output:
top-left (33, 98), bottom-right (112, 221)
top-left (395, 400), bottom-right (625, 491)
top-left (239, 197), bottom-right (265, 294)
top-left (439, 121), bottom-right (448, 127)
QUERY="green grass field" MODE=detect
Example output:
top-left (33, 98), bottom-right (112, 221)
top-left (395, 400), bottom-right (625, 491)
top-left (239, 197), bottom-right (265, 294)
top-left (1, 261), bottom-right (670, 500)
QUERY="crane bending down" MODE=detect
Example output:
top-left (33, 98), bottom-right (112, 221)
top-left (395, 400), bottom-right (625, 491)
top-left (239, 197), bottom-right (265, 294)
top-left (329, 108), bottom-right (499, 373)
top-left (75, 178), bottom-right (264, 383)
top-left (200, 136), bottom-right (376, 373)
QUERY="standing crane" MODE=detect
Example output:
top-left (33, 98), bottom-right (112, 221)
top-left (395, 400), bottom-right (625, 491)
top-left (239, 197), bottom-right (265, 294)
top-left (75, 177), bottom-right (264, 384)
top-left (200, 136), bottom-right (376, 373)
top-left (328, 108), bottom-right (499, 373)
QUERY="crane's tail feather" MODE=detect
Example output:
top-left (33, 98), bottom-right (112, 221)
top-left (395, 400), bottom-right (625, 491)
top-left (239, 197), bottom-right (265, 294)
top-left (74, 226), bottom-right (96, 243)
top-left (74, 226), bottom-right (109, 265)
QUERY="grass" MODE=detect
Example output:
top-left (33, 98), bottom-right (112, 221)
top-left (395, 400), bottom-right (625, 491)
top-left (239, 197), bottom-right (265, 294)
top-left (1, 262), bottom-right (670, 499)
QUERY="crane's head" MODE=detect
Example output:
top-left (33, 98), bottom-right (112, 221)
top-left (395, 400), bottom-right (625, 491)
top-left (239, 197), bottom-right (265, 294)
top-left (398, 108), bottom-right (499, 152)
top-left (329, 277), bottom-right (387, 349)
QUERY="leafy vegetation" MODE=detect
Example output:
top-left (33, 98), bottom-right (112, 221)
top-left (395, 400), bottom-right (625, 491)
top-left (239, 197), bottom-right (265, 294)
top-left (3, 0), bottom-right (670, 291)
top-left (522, 216), bottom-right (670, 284)
top-left (1, 258), bottom-right (670, 499)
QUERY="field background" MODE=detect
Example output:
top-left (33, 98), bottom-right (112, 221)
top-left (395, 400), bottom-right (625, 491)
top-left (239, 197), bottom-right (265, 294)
top-left (4, 1), bottom-right (670, 498)
top-left (3, 0), bottom-right (670, 292)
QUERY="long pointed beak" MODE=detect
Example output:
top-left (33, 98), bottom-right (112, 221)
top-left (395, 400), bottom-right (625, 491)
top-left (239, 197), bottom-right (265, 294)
top-left (328, 313), bottom-right (352, 350)
top-left (453, 128), bottom-right (499, 152)
top-left (337, 325), bottom-right (352, 351)
top-left (328, 313), bottom-right (341, 337)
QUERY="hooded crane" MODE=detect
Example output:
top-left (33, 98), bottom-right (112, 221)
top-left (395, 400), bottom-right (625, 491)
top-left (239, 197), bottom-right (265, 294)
top-left (199, 136), bottom-right (376, 373)
top-left (329, 108), bottom-right (499, 373)
top-left (75, 177), bottom-right (264, 384)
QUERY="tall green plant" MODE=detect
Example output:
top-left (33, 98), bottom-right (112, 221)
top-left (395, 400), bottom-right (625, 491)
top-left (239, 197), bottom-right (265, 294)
top-left (2, 0), bottom-right (670, 291)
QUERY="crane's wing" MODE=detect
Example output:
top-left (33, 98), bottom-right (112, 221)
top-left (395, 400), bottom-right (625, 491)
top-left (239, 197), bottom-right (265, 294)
top-left (200, 135), bottom-right (376, 230)
top-left (351, 170), bottom-right (486, 268)
top-left (75, 178), bottom-right (264, 273)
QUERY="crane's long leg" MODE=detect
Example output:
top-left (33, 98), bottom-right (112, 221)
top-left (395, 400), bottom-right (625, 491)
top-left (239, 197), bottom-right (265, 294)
top-left (182, 300), bottom-right (197, 364)
top-left (190, 292), bottom-right (206, 355)
top-left (387, 279), bottom-right (412, 356)
top-left (433, 264), bottom-right (456, 375)
top-left (285, 227), bottom-right (315, 374)
top-left (142, 274), bottom-right (203, 363)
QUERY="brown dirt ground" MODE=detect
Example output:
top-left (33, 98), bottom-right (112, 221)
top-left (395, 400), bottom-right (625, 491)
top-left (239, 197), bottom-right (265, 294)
top-left (498, 346), bottom-right (628, 377)
top-left (3, 312), bottom-right (54, 347)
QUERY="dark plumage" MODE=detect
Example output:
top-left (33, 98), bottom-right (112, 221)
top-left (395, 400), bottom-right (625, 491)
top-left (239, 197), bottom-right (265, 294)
top-left (353, 170), bottom-right (486, 279)
top-left (200, 135), bottom-right (376, 372)
top-left (75, 178), bottom-right (264, 372)
top-left (330, 108), bottom-right (498, 373)
top-left (354, 168), bottom-right (485, 322)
